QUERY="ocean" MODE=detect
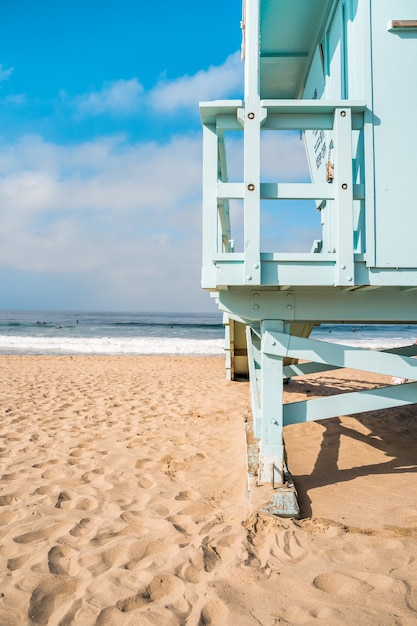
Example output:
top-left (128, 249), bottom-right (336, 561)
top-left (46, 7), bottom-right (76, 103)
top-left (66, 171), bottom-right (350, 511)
top-left (0, 310), bottom-right (416, 356)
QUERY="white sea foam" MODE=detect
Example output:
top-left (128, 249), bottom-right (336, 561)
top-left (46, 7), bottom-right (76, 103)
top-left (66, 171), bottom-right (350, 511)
top-left (0, 335), bottom-right (225, 356)
top-left (0, 331), bottom-right (415, 356)
top-left (315, 335), bottom-right (416, 350)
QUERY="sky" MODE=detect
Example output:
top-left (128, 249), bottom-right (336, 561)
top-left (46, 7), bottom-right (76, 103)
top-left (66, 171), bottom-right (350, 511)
top-left (0, 0), bottom-right (317, 313)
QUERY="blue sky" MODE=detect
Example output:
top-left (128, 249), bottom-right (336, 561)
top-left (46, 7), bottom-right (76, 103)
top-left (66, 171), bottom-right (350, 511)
top-left (0, 0), bottom-right (316, 313)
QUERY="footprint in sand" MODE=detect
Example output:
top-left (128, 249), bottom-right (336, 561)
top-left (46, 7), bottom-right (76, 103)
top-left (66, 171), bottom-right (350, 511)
top-left (29, 576), bottom-right (78, 625)
top-left (55, 490), bottom-right (95, 511)
top-left (311, 606), bottom-right (344, 620)
top-left (68, 448), bottom-right (85, 458)
top-left (119, 510), bottom-right (145, 532)
top-left (0, 509), bottom-right (20, 526)
top-left (0, 494), bottom-right (19, 506)
top-left (81, 468), bottom-right (110, 486)
top-left (13, 524), bottom-right (63, 545)
top-left (55, 490), bottom-right (77, 509)
top-left (69, 517), bottom-right (94, 537)
top-left (177, 502), bottom-right (216, 525)
top-left (201, 538), bottom-right (222, 573)
top-left (174, 489), bottom-right (201, 501)
top-left (313, 571), bottom-right (373, 595)
top-left (271, 528), bottom-right (306, 561)
top-left (167, 514), bottom-right (197, 535)
top-left (41, 469), bottom-right (64, 480)
top-left (135, 458), bottom-right (155, 470)
top-left (81, 543), bottom-right (133, 575)
top-left (243, 513), bottom-right (307, 570)
top-left (123, 538), bottom-right (178, 571)
top-left (32, 459), bottom-right (59, 469)
top-left (199, 599), bottom-right (229, 624)
top-left (204, 528), bottom-right (247, 565)
top-left (31, 485), bottom-right (57, 496)
top-left (51, 598), bottom-right (87, 625)
top-left (108, 600), bottom-right (189, 626)
top-left (120, 540), bottom-right (149, 570)
top-left (2, 472), bottom-right (21, 480)
top-left (147, 573), bottom-right (185, 604)
top-left (115, 589), bottom-right (150, 619)
top-left (176, 548), bottom-right (206, 584)
top-left (7, 553), bottom-right (32, 571)
top-left (405, 582), bottom-right (417, 613)
top-left (75, 497), bottom-right (94, 511)
top-left (48, 545), bottom-right (79, 576)
top-left (137, 475), bottom-right (154, 489)
top-left (364, 572), bottom-right (398, 592)
top-left (278, 605), bottom-right (342, 624)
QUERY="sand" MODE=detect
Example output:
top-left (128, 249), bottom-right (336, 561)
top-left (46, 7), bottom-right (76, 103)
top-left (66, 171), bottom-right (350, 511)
top-left (1, 355), bottom-right (417, 625)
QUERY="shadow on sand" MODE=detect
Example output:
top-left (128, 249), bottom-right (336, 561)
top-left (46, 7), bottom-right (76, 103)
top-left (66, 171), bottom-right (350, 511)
top-left (283, 376), bottom-right (417, 519)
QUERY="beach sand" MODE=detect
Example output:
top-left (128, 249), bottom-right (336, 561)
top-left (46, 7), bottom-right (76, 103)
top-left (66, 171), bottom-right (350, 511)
top-left (1, 355), bottom-right (417, 625)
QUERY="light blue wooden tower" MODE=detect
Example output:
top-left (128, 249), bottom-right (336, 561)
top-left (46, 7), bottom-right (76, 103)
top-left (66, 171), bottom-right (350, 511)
top-left (200, 0), bottom-right (417, 515)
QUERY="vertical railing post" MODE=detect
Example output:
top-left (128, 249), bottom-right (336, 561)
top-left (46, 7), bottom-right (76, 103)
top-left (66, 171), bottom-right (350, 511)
top-left (334, 107), bottom-right (354, 285)
top-left (241, 0), bottom-right (262, 285)
top-left (201, 122), bottom-right (219, 289)
top-left (258, 320), bottom-right (285, 485)
top-left (246, 324), bottom-right (262, 432)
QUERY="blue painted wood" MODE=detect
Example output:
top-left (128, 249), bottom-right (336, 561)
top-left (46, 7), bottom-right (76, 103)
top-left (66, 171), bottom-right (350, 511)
top-left (263, 331), bottom-right (417, 380)
top-left (258, 320), bottom-right (285, 485)
top-left (284, 382), bottom-right (417, 426)
top-left (200, 0), bottom-right (417, 510)
top-left (201, 2), bottom-right (417, 288)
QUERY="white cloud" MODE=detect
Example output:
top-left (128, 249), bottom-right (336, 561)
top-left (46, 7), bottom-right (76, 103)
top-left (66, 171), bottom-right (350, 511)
top-left (222, 131), bottom-right (311, 183)
top-left (0, 49), bottom-right (320, 310)
top-left (0, 127), bottom-right (321, 310)
top-left (0, 134), bottom-right (202, 278)
top-left (0, 63), bottom-right (13, 82)
top-left (0, 134), bottom-right (201, 215)
top-left (149, 51), bottom-right (243, 113)
top-left (75, 78), bottom-right (144, 116)
top-left (71, 52), bottom-right (243, 119)
top-left (0, 170), bottom-right (57, 214)
top-left (3, 93), bottom-right (27, 105)
top-left (261, 132), bottom-right (311, 182)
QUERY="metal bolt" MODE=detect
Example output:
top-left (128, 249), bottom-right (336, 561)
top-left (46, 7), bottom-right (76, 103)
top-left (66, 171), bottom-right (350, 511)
top-left (246, 274), bottom-right (253, 281)
top-left (247, 184), bottom-right (255, 191)
top-left (341, 110), bottom-right (346, 117)
top-left (340, 264), bottom-right (346, 270)
top-left (253, 304), bottom-right (259, 310)
top-left (253, 263), bottom-right (259, 269)
top-left (248, 112), bottom-right (255, 119)
top-left (342, 183), bottom-right (348, 190)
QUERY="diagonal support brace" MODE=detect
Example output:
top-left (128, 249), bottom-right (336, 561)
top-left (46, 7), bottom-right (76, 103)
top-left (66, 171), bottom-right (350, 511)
top-left (263, 331), bottom-right (417, 380)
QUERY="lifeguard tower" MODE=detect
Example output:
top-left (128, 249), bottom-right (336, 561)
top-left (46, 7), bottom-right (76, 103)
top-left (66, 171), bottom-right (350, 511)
top-left (200, 0), bottom-right (417, 516)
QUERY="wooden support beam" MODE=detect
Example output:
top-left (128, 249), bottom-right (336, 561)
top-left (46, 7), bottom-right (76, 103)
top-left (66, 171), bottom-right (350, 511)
top-left (263, 331), bottom-right (417, 380)
top-left (284, 382), bottom-right (417, 425)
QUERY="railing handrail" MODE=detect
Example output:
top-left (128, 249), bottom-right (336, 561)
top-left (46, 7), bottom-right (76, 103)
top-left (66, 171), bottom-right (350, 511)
top-left (201, 99), bottom-right (366, 288)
